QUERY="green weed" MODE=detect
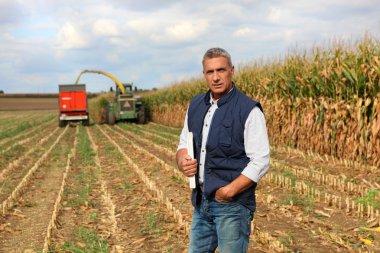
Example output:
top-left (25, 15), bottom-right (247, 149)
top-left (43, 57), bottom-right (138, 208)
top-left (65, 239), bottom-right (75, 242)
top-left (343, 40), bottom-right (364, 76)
top-left (355, 188), bottom-right (380, 208)
top-left (281, 194), bottom-right (313, 208)
top-left (61, 227), bottom-right (108, 253)
top-left (171, 176), bottom-right (185, 184)
top-left (141, 211), bottom-right (162, 235)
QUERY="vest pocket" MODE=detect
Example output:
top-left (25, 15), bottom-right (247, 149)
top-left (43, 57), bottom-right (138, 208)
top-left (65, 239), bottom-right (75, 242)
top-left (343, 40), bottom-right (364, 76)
top-left (219, 121), bottom-right (232, 151)
top-left (219, 122), bottom-right (232, 157)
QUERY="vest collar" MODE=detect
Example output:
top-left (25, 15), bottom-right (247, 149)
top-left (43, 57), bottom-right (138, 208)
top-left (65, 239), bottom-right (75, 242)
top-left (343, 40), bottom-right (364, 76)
top-left (203, 83), bottom-right (236, 107)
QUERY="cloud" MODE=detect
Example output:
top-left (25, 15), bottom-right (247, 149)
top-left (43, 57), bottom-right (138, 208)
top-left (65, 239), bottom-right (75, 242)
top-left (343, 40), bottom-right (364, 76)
top-left (93, 19), bottom-right (121, 37)
top-left (233, 27), bottom-right (257, 38)
top-left (268, 6), bottom-right (284, 23)
top-left (0, 0), bottom-right (25, 24)
top-left (108, 0), bottom-right (180, 11)
top-left (0, 0), bottom-right (380, 93)
top-left (56, 22), bottom-right (89, 49)
top-left (154, 20), bottom-right (209, 43)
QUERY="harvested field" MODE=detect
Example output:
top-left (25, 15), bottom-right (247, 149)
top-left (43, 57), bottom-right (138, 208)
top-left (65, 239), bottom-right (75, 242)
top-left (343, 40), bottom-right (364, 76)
top-left (0, 97), bottom-right (58, 111)
top-left (0, 109), bottom-right (379, 252)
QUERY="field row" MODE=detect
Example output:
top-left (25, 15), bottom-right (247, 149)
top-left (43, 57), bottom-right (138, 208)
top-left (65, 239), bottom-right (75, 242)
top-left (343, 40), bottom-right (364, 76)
top-left (0, 113), bottom-right (378, 252)
top-left (122, 122), bottom-right (380, 252)
top-left (0, 115), bottom-right (188, 252)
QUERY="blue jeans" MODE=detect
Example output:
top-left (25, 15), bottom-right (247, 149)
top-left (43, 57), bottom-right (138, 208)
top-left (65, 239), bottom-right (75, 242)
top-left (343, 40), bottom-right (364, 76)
top-left (188, 196), bottom-right (254, 253)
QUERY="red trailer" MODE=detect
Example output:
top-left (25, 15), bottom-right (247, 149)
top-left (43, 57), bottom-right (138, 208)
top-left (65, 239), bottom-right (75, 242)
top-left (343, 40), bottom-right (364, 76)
top-left (58, 84), bottom-right (89, 127)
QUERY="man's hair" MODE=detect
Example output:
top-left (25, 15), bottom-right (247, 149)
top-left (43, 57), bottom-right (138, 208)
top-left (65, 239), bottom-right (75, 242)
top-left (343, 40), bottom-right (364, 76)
top-left (202, 47), bottom-right (232, 67)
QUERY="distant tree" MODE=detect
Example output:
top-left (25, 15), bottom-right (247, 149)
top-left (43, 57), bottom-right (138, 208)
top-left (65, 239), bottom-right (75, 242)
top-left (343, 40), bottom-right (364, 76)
top-left (110, 86), bottom-right (113, 92)
top-left (134, 86), bottom-right (138, 91)
top-left (0, 90), bottom-right (4, 94)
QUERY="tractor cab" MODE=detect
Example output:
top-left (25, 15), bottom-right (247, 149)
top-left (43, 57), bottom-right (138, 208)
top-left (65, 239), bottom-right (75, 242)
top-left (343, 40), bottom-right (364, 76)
top-left (117, 83), bottom-right (133, 98)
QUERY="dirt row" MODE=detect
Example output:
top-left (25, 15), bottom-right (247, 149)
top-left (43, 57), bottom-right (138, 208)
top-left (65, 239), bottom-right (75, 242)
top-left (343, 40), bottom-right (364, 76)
top-left (0, 111), bottom-right (39, 130)
top-left (0, 112), bottom-right (54, 133)
top-left (124, 122), bottom-right (379, 252)
top-left (0, 122), bottom-right (190, 252)
top-left (0, 112), bottom-right (55, 148)
top-left (0, 125), bottom-right (75, 252)
top-left (0, 121), bottom-right (58, 171)
top-left (0, 117), bottom-right (378, 252)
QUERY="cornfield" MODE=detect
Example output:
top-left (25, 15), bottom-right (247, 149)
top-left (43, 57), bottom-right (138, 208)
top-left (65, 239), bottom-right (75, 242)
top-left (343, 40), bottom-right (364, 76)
top-left (143, 34), bottom-right (380, 167)
top-left (2, 34), bottom-right (380, 252)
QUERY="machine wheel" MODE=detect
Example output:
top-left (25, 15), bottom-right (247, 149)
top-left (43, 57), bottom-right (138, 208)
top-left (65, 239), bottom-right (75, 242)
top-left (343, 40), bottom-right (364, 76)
top-left (82, 118), bottom-right (90, 126)
top-left (137, 106), bottom-right (146, 124)
top-left (58, 117), bottom-right (67, 128)
top-left (107, 111), bottom-right (116, 125)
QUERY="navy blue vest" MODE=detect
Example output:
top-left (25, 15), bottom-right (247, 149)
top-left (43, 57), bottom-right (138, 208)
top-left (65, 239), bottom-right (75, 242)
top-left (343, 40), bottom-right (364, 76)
top-left (187, 86), bottom-right (262, 211)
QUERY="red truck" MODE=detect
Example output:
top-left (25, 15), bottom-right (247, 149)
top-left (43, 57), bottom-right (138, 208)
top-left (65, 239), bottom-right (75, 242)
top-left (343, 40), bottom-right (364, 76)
top-left (58, 84), bottom-right (89, 127)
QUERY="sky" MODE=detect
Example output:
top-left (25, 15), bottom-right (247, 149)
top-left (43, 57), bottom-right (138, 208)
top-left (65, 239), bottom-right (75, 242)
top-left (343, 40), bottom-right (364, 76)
top-left (0, 0), bottom-right (379, 93)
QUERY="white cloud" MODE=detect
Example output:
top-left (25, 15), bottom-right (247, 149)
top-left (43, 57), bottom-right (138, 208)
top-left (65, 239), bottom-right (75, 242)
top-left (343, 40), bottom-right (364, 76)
top-left (128, 18), bottom-right (157, 35)
top-left (159, 20), bottom-right (208, 43)
top-left (93, 19), bottom-right (121, 37)
top-left (233, 27), bottom-right (257, 37)
top-left (268, 6), bottom-right (284, 23)
top-left (56, 22), bottom-right (89, 49)
top-left (0, 0), bottom-right (380, 93)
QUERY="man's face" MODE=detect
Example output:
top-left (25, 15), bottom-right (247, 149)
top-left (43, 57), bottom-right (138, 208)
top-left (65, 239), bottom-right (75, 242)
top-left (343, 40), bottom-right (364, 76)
top-left (203, 56), bottom-right (234, 100)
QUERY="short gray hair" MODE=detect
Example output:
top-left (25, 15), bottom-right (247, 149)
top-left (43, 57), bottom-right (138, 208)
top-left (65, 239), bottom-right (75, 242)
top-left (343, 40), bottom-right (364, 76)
top-left (202, 47), bottom-right (232, 67)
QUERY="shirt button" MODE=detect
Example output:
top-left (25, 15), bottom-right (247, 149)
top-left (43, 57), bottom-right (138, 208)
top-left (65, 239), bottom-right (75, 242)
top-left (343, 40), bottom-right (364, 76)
top-left (202, 150), bottom-right (205, 152)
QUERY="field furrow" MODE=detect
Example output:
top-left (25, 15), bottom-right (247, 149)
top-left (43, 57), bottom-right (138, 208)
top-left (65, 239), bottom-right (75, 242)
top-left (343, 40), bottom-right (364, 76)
top-left (0, 126), bottom-right (68, 214)
top-left (0, 122), bottom-right (58, 171)
top-left (0, 125), bottom-right (75, 252)
top-left (1, 108), bottom-right (378, 252)
top-left (0, 112), bottom-right (55, 147)
top-left (103, 125), bottom-right (293, 251)
top-left (133, 122), bottom-right (379, 251)
top-left (0, 112), bottom-right (40, 131)
top-left (90, 125), bottom-right (188, 252)
top-left (48, 125), bottom-right (114, 252)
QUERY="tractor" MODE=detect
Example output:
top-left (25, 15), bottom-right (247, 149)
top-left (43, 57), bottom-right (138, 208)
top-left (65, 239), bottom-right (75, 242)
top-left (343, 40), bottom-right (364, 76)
top-left (75, 70), bottom-right (146, 125)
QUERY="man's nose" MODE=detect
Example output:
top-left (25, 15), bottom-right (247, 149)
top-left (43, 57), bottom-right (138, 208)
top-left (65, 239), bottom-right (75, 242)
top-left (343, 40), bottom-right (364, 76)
top-left (212, 72), bottom-right (220, 81)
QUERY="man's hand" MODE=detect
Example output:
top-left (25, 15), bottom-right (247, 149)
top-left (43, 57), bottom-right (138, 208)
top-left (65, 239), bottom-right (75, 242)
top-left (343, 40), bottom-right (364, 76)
top-left (176, 148), bottom-right (197, 177)
top-left (215, 185), bottom-right (234, 203)
top-left (215, 175), bottom-right (256, 203)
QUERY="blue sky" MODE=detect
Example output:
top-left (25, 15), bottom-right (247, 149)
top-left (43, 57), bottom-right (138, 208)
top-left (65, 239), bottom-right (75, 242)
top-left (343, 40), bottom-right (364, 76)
top-left (0, 0), bottom-right (379, 93)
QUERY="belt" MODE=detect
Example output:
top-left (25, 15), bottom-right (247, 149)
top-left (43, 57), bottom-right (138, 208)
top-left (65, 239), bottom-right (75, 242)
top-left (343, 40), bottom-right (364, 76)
top-left (200, 184), bottom-right (203, 192)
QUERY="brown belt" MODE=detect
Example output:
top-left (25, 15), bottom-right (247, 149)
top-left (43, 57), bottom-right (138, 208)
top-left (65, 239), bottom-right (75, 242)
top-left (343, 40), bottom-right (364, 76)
top-left (200, 185), bottom-right (203, 192)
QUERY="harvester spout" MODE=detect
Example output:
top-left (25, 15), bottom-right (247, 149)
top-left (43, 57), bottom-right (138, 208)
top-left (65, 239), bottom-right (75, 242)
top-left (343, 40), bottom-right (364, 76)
top-left (75, 70), bottom-right (126, 94)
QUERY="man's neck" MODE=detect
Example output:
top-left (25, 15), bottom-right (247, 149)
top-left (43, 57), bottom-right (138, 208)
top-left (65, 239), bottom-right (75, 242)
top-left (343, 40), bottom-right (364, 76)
top-left (211, 86), bottom-right (234, 101)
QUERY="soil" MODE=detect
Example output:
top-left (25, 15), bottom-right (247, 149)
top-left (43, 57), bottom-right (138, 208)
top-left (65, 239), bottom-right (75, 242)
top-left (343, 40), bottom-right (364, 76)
top-left (0, 98), bottom-right (57, 111)
top-left (0, 111), bottom-right (379, 252)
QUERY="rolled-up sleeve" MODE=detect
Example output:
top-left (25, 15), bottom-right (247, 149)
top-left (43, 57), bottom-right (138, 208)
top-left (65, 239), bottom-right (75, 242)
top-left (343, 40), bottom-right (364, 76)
top-left (241, 106), bottom-right (270, 183)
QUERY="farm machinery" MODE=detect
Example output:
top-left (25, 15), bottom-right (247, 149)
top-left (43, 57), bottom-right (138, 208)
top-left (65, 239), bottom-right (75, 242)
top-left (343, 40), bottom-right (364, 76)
top-left (58, 84), bottom-right (89, 127)
top-left (74, 70), bottom-right (146, 125)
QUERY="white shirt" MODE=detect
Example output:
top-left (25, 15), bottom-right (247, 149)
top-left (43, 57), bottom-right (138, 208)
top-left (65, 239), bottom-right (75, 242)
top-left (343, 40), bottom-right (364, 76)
top-left (177, 93), bottom-right (270, 184)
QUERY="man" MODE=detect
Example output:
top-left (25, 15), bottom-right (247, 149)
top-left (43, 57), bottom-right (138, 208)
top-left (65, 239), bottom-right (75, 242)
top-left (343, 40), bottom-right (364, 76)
top-left (176, 47), bottom-right (270, 252)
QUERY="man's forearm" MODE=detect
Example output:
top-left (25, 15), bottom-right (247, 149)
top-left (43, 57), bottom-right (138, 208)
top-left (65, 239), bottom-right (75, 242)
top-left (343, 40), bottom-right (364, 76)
top-left (216, 174), bottom-right (256, 202)
top-left (228, 174), bottom-right (256, 196)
